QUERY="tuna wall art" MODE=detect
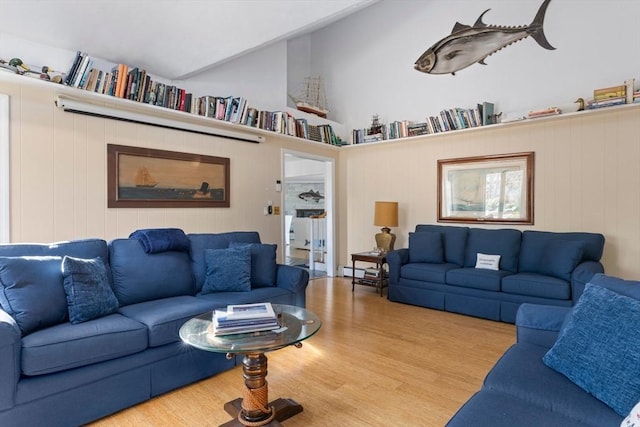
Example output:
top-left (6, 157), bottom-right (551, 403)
top-left (414, 0), bottom-right (555, 75)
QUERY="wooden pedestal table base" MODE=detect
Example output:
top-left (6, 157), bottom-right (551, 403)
top-left (220, 350), bottom-right (303, 427)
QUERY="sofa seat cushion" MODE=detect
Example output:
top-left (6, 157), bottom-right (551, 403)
top-left (502, 273), bottom-right (571, 300)
top-left (400, 262), bottom-right (459, 284)
top-left (446, 389), bottom-right (603, 427)
top-left (21, 313), bottom-right (148, 376)
top-left (483, 343), bottom-right (623, 426)
top-left (446, 268), bottom-right (511, 292)
top-left (117, 296), bottom-right (214, 347)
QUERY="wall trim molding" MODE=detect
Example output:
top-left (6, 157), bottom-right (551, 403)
top-left (0, 94), bottom-right (9, 243)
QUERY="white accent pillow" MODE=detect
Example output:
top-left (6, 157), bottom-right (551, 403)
top-left (475, 253), bottom-right (500, 270)
top-left (622, 400), bottom-right (640, 426)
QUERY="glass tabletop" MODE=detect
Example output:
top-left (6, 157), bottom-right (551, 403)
top-left (179, 304), bottom-right (321, 354)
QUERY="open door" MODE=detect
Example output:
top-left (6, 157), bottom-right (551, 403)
top-left (282, 150), bottom-right (335, 278)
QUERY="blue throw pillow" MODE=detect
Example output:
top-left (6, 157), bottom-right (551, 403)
top-left (229, 242), bottom-right (277, 288)
top-left (0, 256), bottom-right (68, 335)
top-left (538, 239), bottom-right (584, 281)
top-left (543, 284), bottom-right (640, 416)
top-left (201, 246), bottom-right (252, 293)
top-left (409, 232), bottom-right (443, 263)
top-left (62, 256), bottom-right (119, 324)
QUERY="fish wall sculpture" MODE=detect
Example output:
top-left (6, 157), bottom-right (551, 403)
top-left (415, 0), bottom-right (554, 75)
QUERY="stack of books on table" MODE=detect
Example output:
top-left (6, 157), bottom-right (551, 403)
top-left (212, 302), bottom-right (280, 336)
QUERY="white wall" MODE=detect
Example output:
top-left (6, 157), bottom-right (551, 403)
top-left (311, 0), bottom-right (640, 132)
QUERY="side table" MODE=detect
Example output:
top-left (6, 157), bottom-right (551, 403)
top-left (350, 252), bottom-right (388, 297)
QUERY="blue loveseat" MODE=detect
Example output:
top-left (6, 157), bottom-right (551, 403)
top-left (0, 230), bottom-right (308, 427)
top-left (447, 273), bottom-right (640, 426)
top-left (387, 224), bottom-right (605, 322)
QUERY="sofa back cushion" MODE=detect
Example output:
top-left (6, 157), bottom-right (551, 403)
top-left (0, 238), bottom-right (111, 283)
top-left (408, 232), bottom-right (443, 263)
top-left (0, 256), bottom-right (68, 335)
top-left (188, 232), bottom-right (261, 292)
top-left (519, 231), bottom-right (605, 274)
top-left (414, 225), bottom-right (469, 266)
top-left (109, 239), bottom-right (195, 306)
top-left (463, 228), bottom-right (522, 273)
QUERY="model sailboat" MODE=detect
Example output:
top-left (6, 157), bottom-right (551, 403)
top-left (289, 76), bottom-right (329, 118)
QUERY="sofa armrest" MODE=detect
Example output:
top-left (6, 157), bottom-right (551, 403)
top-left (515, 303), bottom-right (571, 349)
top-left (571, 261), bottom-right (605, 302)
top-left (276, 264), bottom-right (309, 308)
top-left (386, 248), bottom-right (409, 286)
top-left (0, 309), bottom-right (20, 410)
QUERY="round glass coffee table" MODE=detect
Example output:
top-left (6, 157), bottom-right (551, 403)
top-left (180, 304), bottom-right (321, 427)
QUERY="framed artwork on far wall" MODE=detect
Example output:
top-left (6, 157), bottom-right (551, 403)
top-left (107, 144), bottom-right (230, 208)
top-left (437, 152), bottom-right (534, 224)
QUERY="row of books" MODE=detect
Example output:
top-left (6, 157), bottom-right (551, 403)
top-left (62, 51), bottom-right (341, 144)
top-left (211, 303), bottom-right (280, 336)
top-left (351, 102), bottom-right (497, 144)
top-left (588, 79), bottom-right (635, 109)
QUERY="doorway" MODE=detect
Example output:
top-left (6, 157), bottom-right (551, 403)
top-left (282, 150), bottom-right (335, 278)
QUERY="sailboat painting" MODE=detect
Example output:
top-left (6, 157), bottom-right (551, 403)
top-left (289, 76), bottom-right (329, 118)
top-left (107, 144), bottom-right (230, 208)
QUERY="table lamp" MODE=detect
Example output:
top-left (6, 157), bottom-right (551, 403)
top-left (374, 201), bottom-right (398, 252)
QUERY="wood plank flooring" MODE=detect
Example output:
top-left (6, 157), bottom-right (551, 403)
top-left (88, 278), bottom-right (515, 426)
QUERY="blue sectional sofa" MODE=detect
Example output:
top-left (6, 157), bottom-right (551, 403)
top-left (447, 273), bottom-right (640, 426)
top-left (387, 224), bottom-right (605, 322)
top-left (0, 230), bottom-right (308, 427)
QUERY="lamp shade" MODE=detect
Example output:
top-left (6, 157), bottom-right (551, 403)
top-left (374, 201), bottom-right (398, 227)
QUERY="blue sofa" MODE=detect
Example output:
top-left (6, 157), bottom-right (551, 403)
top-left (0, 230), bottom-right (308, 427)
top-left (447, 273), bottom-right (640, 426)
top-left (387, 225), bottom-right (605, 322)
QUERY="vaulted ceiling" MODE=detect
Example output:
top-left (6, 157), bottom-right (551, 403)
top-left (1, 0), bottom-right (377, 80)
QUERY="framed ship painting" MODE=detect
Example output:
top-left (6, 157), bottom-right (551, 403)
top-left (107, 144), bottom-right (230, 208)
top-left (437, 152), bottom-right (534, 224)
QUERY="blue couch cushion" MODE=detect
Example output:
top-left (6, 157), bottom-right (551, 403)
top-left (589, 273), bottom-right (640, 299)
top-left (519, 231), bottom-right (604, 274)
top-left (463, 228), bottom-right (521, 273)
top-left (401, 262), bottom-right (458, 284)
top-left (109, 239), bottom-right (195, 306)
top-left (415, 225), bottom-right (468, 266)
top-left (0, 256), bottom-right (68, 335)
top-left (538, 239), bottom-right (584, 281)
top-left (543, 284), bottom-right (640, 416)
top-left (62, 256), bottom-right (119, 324)
top-left (201, 246), bottom-right (252, 293)
top-left (502, 272), bottom-right (571, 300)
top-left (408, 232), bottom-right (443, 263)
top-left (21, 313), bottom-right (148, 375)
top-left (197, 286), bottom-right (295, 308)
top-left (118, 295), bottom-right (214, 347)
top-left (229, 242), bottom-right (277, 288)
top-left (446, 389), bottom-right (604, 427)
top-left (188, 232), bottom-right (261, 292)
top-left (446, 267), bottom-right (511, 292)
top-left (483, 343), bottom-right (623, 426)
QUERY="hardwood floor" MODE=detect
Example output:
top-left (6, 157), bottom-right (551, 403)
top-left (88, 278), bottom-right (515, 426)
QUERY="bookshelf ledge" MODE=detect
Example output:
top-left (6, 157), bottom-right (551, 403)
top-left (55, 95), bottom-right (265, 143)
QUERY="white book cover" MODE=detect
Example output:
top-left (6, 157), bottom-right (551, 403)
top-left (226, 302), bottom-right (275, 320)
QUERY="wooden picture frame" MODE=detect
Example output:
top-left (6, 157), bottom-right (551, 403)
top-left (437, 152), bottom-right (534, 224)
top-left (107, 144), bottom-right (230, 208)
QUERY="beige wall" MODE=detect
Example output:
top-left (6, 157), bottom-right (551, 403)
top-left (4, 76), bottom-right (640, 279)
top-left (1, 77), bottom-right (339, 264)
top-left (338, 106), bottom-right (640, 279)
